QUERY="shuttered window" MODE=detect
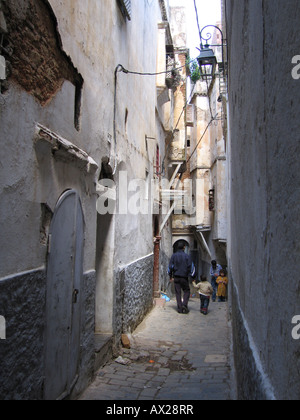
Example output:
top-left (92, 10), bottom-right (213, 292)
top-left (117, 0), bottom-right (131, 21)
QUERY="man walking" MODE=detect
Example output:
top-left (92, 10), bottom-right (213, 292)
top-left (168, 241), bottom-right (196, 314)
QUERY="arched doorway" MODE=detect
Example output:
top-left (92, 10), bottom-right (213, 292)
top-left (44, 190), bottom-right (84, 400)
top-left (173, 239), bottom-right (189, 254)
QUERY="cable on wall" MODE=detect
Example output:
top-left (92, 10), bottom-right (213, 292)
top-left (113, 59), bottom-right (197, 176)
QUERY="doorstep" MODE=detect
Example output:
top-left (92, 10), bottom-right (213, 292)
top-left (94, 333), bottom-right (114, 372)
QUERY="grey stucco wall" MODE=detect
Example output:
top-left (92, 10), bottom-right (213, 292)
top-left (226, 0), bottom-right (300, 400)
top-left (0, 269), bottom-right (96, 400)
top-left (0, 269), bottom-right (46, 400)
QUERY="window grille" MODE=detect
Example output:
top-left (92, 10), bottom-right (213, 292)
top-left (166, 55), bottom-right (175, 79)
top-left (117, 0), bottom-right (131, 20)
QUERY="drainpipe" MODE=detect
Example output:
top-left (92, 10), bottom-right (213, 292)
top-left (153, 236), bottom-right (162, 299)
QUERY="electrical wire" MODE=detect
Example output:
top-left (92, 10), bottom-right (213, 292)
top-left (111, 0), bottom-right (226, 186)
top-left (116, 57), bottom-right (198, 77)
top-left (114, 61), bottom-right (197, 176)
top-left (161, 82), bottom-right (197, 175)
top-left (112, 65), bottom-right (123, 175)
top-left (113, 38), bottom-right (220, 174)
top-left (194, 0), bottom-right (202, 46)
top-left (186, 116), bottom-right (217, 165)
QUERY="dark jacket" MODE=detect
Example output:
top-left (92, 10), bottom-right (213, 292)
top-left (168, 250), bottom-right (196, 279)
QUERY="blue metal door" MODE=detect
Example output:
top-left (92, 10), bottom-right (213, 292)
top-left (44, 190), bottom-right (84, 400)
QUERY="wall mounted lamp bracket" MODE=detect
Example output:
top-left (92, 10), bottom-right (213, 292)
top-left (197, 25), bottom-right (227, 81)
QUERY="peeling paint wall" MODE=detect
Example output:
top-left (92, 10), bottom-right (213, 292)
top-left (2, 0), bottom-right (83, 107)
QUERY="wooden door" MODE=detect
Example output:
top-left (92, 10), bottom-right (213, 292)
top-left (44, 190), bottom-right (84, 400)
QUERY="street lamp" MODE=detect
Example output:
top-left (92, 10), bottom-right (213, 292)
top-left (197, 45), bottom-right (217, 79)
top-left (197, 25), bottom-right (226, 81)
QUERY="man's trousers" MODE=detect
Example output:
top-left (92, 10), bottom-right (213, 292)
top-left (174, 277), bottom-right (190, 312)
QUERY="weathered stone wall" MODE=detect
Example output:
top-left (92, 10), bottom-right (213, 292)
top-left (1, 0), bottom-right (83, 106)
top-left (114, 254), bottom-right (154, 344)
top-left (226, 0), bottom-right (300, 400)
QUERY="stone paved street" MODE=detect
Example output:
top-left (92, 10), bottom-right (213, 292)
top-left (79, 297), bottom-right (236, 401)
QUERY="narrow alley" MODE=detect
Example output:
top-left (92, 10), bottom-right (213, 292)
top-left (0, 0), bottom-right (299, 401)
top-left (80, 298), bottom-right (234, 401)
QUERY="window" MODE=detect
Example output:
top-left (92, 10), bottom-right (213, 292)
top-left (209, 189), bottom-right (215, 212)
top-left (117, 0), bottom-right (131, 21)
top-left (186, 104), bottom-right (195, 127)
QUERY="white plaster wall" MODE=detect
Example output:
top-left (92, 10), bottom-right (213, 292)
top-left (0, 0), bottom-right (175, 399)
top-left (0, 81), bottom-right (97, 277)
top-left (0, 0), bottom-right (165, 280)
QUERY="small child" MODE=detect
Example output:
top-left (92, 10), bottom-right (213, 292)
top-left (216, 269), bottom-right (228, 302)
top-left (193, 276), bottom-right (214, 315)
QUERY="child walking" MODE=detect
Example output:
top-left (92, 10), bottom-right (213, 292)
top-left (193, 276), bottom-right (214, 315)
top-left (216, 270), bottom-right (228, 302)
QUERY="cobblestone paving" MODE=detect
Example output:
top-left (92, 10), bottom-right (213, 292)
top-left (80, 298), bottom-right (235, 401)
